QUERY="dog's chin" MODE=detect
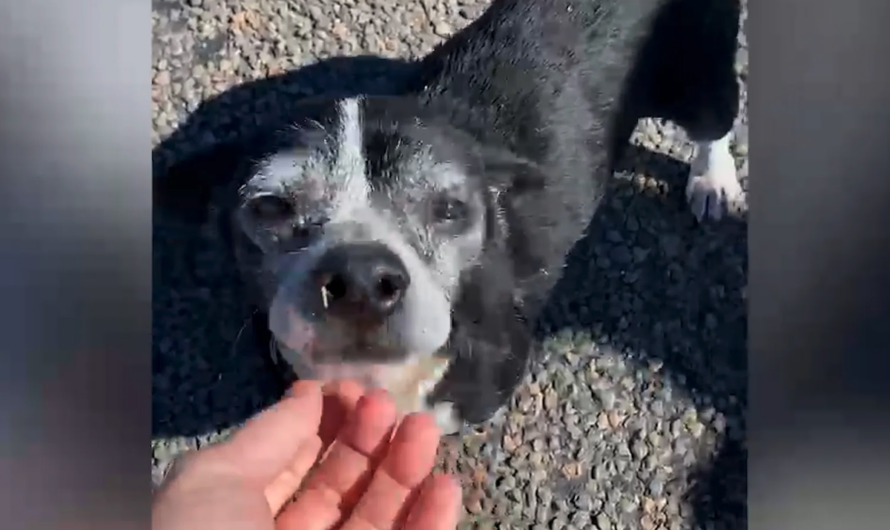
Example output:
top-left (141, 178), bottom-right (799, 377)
top-left (268, 303), bottom-right (451, 388)
top-left (272, 335), bottom-right (450, 391)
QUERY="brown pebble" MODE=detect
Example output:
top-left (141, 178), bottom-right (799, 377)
top-left (465, 489), bottom-right (485, 514)
top-left (608, 411), bottom-right (626, 428)
top-left (544, 388), bottom-right (559, 410)
top-left (641, 515), bottom-right (658, 530)
top-left (560, 462), bottom-right (583, 479)
top-left (472, 465), bottom-right (488, 485)
top-left (643, 497), bottom-right (657, 514)
top-left (597, 411), bottom-right (610, 430)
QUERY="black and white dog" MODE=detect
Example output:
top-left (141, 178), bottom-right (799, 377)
top-left (155, 0), bottom-right (743, 434)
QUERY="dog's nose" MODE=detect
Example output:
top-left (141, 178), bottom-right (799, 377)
top-left (312, 242), bottom-right (410, 322)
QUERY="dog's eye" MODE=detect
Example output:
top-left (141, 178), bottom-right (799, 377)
top-left (431, 196), bottom-right (469, 222)
top-left (292, 218), bottom-right (327, 239)
top-left (247, 195), bottom-right (294, 224)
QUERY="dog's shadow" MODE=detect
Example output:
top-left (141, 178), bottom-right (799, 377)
top-left (152, 56), bottom-right (746, 530)
top-left (538, 143), bottom-right (747, 530)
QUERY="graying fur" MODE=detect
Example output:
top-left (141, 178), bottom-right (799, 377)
top-left (234, 97), bottom-right (486, 385)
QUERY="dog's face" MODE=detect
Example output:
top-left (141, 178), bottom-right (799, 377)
top-left (234, 97), bottom-right (491, 385)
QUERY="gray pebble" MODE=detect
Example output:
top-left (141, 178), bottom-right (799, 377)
top-left (596, 513), bottom-right (612, 530)
top-left (649, 477), bottom-right (666, 497)
top-left (572, 493), bottom-right (595, 512)
top-left (631, 438), bottom-right (649, 459)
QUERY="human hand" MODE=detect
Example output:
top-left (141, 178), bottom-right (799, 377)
top-left (152, 380), bottom-right (463, 530)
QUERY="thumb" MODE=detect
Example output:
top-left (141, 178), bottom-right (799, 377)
top-left (211, 380), bottom-right (324, 485)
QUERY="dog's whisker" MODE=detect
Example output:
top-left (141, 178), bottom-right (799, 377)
top-left (230, 309), bottom-right (259, 357)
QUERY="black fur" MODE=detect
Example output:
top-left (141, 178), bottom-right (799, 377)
top-left (154, 0), bottom-right (741, 426)
top-left (411, 0), bottom-right (741, 423)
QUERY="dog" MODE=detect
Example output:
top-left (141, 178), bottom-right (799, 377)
top-left (154, 0), bottom-right (743, 435)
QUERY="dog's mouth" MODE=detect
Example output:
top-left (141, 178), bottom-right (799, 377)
top-left (271, 304), bottom-right (407, 360)
top-left (270, 333), bottom-right (451, 413)
top-left (271, 333), bottom-right (391, 385)
top-left (268, 305), bottom-right (427, 386)
top-left (267, 273), bottom-right (455, 411)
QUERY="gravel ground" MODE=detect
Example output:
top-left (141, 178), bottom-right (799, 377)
top-left (152, 1), bottom-right (748, 529)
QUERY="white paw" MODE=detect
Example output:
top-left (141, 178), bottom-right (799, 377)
top-left (429, 401), bottom-right (464, 436)
top-left (686, 135), bottom-right (745, 221)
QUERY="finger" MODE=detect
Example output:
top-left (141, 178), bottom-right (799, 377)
top-left (319, 380), bottom-right (365, 450)
top-left (264, 434), bottom-right (324, 516)
top-left (285, 379), bottom-right (364, 451)
top-left (340, 413), bottom-right (442, 530)
top-left (301, 388), bottom-right (398, 512)
top-left (210, 380), bottom-right (323, 485)
top-left (402, 475), bottom-right (463, 530)
top-left (275, 487), bottom-right (341, 530)
top-left (266, 380), bottom-right (364, 516)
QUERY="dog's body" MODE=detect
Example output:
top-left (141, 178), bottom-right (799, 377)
top-left (156, 0), bottom-right (743, 434)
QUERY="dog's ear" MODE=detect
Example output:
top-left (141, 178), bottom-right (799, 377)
top-left (479, 145), bottom-right (548, 196)
top-left (153, 141), bottom-right (251, 226)
top-left (477, 145), bottom-right (555, 281)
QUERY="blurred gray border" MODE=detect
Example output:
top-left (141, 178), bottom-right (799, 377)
top-left (1, 0), bottom-right (890, 528)
top-left (752, 1), bottom-right (890, 528)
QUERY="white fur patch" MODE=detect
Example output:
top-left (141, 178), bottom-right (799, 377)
top-left (253, 153), bottom-right (304, 192)
top-left (686, 132), bottom-right (744, 221)
top-left (428, 401), bottom-right (463, 436)
top-left (274, 337), bottom-right (457, 429)
top-left (331, 98), bottom-right (370, 219)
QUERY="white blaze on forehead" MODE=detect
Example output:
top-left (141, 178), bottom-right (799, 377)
top-left (331, 97), bottom-right (370, 218)
top-left (242, 98), bottom-right (370, 204)
top-left (336, 98), bottom-right (364, 169)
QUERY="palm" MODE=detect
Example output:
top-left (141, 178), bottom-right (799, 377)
top-left (153, 380), bottom-right (461, 530)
